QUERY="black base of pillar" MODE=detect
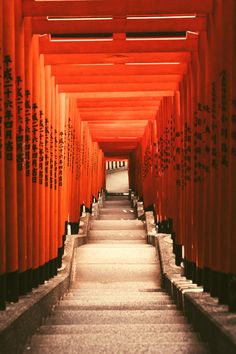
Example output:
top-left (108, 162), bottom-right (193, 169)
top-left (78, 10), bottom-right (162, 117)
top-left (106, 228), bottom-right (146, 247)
top-left (57, 247), bottom-right (63, 268)
top-left (172, 232), bottom-right (176, 253)
top-left (175, 244), bottom-right (182, 266)
top-left (39, 265), bottom-right (45, 285)
top-left (218, 272), bottom-right (229, 304)
top-left (44, 262), bottom-right (50, 281)
top-left (53, 258), bottom-right (58, 276)
top-left (184, 259), bottom-right (194, 280)
top-left (144, 204), bottom-right (154, 212)
top-left (49, 258), bottom-right (58, 278)
top-left (209, 269), bottom-right (218, 297)
top-left (49, 259), bottom-right (55, 278)
top-left (228, 274), bottom-right (236, 312)
top-left (192, 263), bottom-right (197, 283)
top-left (70, 222), bottom-right (80, 234)
top-left (19, 270), bottom-right (28, 295)
top-left (203, 267), bottom-right (210, 292)
top-left (85, 206), bottom-right (92, 214)
top-left (196, 267), bottom-right (203, 286)
top-left (27, 268), bottom-right (33, 292)
top-left (32, 268), bottom-right (39, 288)
top-left (6, 271), bottom-right (19, 303)
top-left (0, 273), bottom-right (6, 310)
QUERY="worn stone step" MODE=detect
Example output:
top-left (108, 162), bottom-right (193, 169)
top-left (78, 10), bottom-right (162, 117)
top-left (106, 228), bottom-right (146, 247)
top-left (99, 214), bottom-right (136, 220)
top-left (87, 239), bottom-right (146, 244)
top-left (105, 195), bottom-right (129, 200)
top-left (72, 264), bottom-right (159, 282)
top-left (88, 229), bottom-right (146, 239)
top-left (45, 310), bottom-right (188, 325)
top-left (99, 208), bottom-right (135, 214)
top-left (28, 332), bottom-right (204, 346)
top-left (75, 245), bottom-right (156, 263)
top-left (23, 342), bottom-right (208, 354)
top-left (56, 299), bottom-right (177, 311)
top-left (103, 200), bottom-right (131, 206)
top-left (64, 292), bottom-right (171, 301)
top-left (90, 220), bottom-right (145, 230)
top-left (37, 323), bottom-right (195, 335)
top-left (68, 281), bottom-right (161, 290)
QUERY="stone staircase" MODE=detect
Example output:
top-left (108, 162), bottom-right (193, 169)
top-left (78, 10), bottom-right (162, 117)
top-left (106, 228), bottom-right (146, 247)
top-left (23, 195), bottom-right (210, 354)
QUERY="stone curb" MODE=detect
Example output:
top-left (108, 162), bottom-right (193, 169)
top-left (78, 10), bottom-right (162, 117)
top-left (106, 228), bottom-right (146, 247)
top-left (0, 234), bottom-right (86, 354)
top-left (155, 233), bottom-right (236, 354)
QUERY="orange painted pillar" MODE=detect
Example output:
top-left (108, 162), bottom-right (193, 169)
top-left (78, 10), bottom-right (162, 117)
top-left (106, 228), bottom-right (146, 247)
top-left (31, 35), bottom-right (40, 287)
top-left (15, 0), bottom-right (27, 295)
top-left (217, 0), bottom-right (233, 303)
top-left (58, 93), bottom-right (66, 267)
top-left (229, 0), bottom-right (236, 311)
top-left (54, 83), bottom-right (59, 272)
top-left (0, 0), bottom-right (7, 310)
top-left (38, 54), bottom-right (46, 284)
top-left (44, 65), bottom-right (52, 280)
top-left (3, 0), bottom-right (19, 302)
top-left (24, 17), bottom-right (33, 292)
top-left (50, 75), bottom-right (56, 276)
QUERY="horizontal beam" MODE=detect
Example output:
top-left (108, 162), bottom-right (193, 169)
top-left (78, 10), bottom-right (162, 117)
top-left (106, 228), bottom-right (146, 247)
top-left (81, 107), bottom-right (158, 112)
top-left (50, 63), bottom-right (188, 75)
top-left (55, 74), bottom-right (181, 84)
top-left (40, 36), bottom-right (198, 54)
top-left (81, 112), bottom-right (156, 120)
top-left (23, 0), bottom-right (213, 17)
top-left (32, 17), bottom-right (207, 34)
top-left (67, 91), bottom-right (174, 98)
top-left (77, 99), bottom-right (160, 108)
top-left (48, 52), bottom-right (190, 65)
top-left (58, 82), bottom-right (178, 92)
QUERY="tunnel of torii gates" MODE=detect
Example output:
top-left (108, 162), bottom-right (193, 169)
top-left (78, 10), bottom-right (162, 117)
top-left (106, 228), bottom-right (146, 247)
top-left (0, 0), bottom-right (236, 311)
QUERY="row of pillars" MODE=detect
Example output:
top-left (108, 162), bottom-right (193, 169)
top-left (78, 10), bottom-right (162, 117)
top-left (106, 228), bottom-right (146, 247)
top-left (0, 0), bottom-right (105, 310)
top-left (105, 160), bottom-right (127, 170)
top-left (129, 0), bottom-right (236, 310)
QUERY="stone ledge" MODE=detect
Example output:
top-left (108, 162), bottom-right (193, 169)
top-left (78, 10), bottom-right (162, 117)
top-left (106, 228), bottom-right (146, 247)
top-left (156, 233), bottom-right (236, 354)
top-left (0, 235), bottom-right (86, 354)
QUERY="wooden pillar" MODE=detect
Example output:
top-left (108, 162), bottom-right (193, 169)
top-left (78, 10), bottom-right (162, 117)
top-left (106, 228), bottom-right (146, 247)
top-left (44, 65), bottom-right (51, 280)
top-left (15, 0), bottom-right (27, 295)
top-left (24, 17), bottom-right (33, 292)
top-left (31, 35), bottom-right (40, 287)
top-left (3, 0), bottom-right (19, 302)
top-left (0, 0), bottom-right (7, 310)
top-left (38, 54), bottom-right (46, 284)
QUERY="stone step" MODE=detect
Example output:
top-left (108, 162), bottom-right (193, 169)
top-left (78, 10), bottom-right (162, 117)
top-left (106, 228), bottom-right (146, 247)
top-left (75, 244), bottom-right (156, 263)
top-left (65, 291), bottom-right (170, 300)
top-left (23, 342), bottom-right (208, 354)
top-left (37, 323), bottom-right (195, 335)
top-left (104, 200), bottom-right (131, 206)
top-left (99, 214), bottom-right (136, 220)
top-left (45, 310), bottom-right (188, 325)
top-left (99, 208), bottom-right (135, 214)
top-left (71, 264), bottom-right (159, 282)
top-left (28, 333), bottom-right (204, 347)
top-left (55, 299), bottom-right (177, 311)
top-left (68, 281), bottom-right (161, 290)
top-left (88, 231), bottom-right (146, 240)
top-left (105, 195), bottom-right (129, 201)
top-left (90, 220), bottom-right (145, 230)
top-left (87, 239), bottom-right (146, 244)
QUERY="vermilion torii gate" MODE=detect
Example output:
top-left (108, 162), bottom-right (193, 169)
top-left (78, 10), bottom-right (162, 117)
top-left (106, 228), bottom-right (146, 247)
top-left (0, 0), bottom-right (235, 311)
